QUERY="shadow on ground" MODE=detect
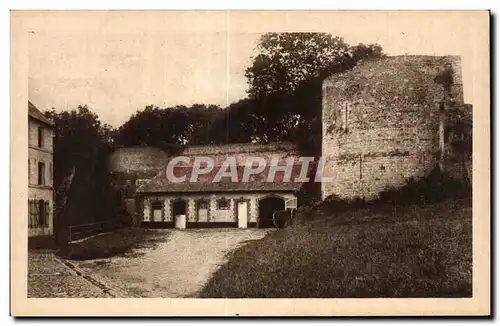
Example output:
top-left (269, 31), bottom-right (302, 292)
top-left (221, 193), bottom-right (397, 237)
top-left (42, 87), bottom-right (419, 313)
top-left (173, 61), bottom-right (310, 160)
top-left (59, 227), bottom-right (171, 260)
top-left (28, 235), bottom-right (59, 251)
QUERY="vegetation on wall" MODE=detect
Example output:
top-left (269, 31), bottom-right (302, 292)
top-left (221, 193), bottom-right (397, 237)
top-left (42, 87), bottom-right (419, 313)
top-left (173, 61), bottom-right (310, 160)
top-left (445, 104), bottom-right (473, 182)
top-left (316, 164), bottom-right (471, 216)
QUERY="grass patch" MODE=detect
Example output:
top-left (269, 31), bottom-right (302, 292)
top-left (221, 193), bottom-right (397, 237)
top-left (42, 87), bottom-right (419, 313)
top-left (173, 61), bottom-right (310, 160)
top-left (200, 198), bottom-right (472, 298)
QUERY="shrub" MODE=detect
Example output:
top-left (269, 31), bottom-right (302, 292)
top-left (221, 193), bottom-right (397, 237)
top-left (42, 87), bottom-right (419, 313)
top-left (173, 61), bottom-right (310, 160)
top-left (378, 165), bottom-right (471, 205)
top-left (307, 164), bottom-right (471, 218)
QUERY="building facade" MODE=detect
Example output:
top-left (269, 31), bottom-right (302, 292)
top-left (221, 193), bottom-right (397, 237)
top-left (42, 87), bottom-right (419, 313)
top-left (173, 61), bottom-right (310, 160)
top-left (108, 142), bottom-right (303, 228)
top-left (28, 101), bottom-right (55, 237)
top-left (138, 191), bottom-right (298, 229)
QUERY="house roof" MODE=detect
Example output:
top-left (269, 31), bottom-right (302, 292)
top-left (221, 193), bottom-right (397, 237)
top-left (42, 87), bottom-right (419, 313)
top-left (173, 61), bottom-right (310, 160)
top-left (182, 142), bottom-right (298, 156)
top-left (180, 142), bottom-right (300, 168)
top-left (28, 101), bottom-right (55, 127)
top-left (136, 164), bottom-right (308, 194)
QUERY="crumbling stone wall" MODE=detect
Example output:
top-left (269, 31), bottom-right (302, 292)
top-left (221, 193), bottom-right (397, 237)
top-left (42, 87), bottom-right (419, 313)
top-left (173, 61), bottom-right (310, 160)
top-left (108, 146), bottom-right (171, 224)
top-left (321, 55), bottom-right (464, 200)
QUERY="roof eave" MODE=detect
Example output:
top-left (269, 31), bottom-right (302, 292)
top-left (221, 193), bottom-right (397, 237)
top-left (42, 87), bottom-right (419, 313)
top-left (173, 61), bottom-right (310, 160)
top-left (28, 114), bottom-right (55, 128)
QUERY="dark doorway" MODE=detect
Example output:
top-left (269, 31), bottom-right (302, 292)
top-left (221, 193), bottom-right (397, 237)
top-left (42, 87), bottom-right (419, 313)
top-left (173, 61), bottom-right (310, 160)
top-left (258, 196), bottom-right (285, 228)
top-left (172, 200), bottom-right (187, 216)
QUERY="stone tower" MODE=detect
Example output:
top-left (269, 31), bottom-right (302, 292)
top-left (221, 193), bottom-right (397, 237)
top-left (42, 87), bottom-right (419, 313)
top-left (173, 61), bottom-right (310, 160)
top-left (321, 55), bottom-right (464, 200)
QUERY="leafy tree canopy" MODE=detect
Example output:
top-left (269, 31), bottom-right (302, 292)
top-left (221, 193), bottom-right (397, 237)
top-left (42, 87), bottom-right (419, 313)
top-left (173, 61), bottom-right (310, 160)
top-left (245, 33), bottom-right (384, 99)
top-left (44, 105), bottom-right (114, 228)
top-left (114, 104), bottom-right (222, 148)
top-left (241, 33), bottom-right (385, 153)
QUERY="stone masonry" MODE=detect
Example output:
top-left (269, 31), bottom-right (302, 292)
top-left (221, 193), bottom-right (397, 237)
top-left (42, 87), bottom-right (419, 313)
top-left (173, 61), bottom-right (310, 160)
top-left (321, 55), bottom-right (465, 200)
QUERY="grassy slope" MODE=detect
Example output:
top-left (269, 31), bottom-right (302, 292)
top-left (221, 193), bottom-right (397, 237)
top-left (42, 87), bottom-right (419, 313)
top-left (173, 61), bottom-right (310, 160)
top-left (200, 198), bottom-right (472, 298)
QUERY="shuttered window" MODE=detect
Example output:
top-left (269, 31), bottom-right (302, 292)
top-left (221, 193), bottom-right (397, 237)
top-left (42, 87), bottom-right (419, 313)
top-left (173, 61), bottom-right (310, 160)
top-left (43, 201), bottom-right (49, 226)
top-left (28, 200), bottom-right (37, 228)
top-left (28, 200), bottom-right (50, 228)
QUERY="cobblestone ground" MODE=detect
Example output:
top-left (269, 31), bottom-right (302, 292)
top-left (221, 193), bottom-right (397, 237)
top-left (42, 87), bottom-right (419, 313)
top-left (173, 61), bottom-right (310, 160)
top-left (74, 229), bottom-right (270, 298)
top-left (27, 229), bottom-right (269, 298)
top-left (28, 251), bottom-right (112, 298)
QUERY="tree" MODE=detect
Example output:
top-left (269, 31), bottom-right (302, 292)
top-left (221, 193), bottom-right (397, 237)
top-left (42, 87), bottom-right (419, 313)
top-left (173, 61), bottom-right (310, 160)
top-left (241, 33), bottom-right (384, 153)
top-left (206, 99), bottom-right (258, 144)
top-left (45, 106), bottom-right (115, 238)
top-left (184, 104), bottom-right (224, 145)
top-left (245, 33), bottom-right (352, 99)
top-left (350, 43), bottom-right (384, 62)
top-left (114, 104), bottom-right (222, 148)
top-left (45, 106), bottom-right (111, 186)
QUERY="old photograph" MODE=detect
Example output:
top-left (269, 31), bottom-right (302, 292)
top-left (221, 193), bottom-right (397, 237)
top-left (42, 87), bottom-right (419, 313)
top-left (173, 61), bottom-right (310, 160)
top-left (11, 10), bottom-right (490, 316)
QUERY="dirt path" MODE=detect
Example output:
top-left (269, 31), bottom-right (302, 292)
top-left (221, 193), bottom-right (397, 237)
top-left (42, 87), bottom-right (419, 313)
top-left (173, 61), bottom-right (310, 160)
top-left (73, 228), bottom-right (270, 298)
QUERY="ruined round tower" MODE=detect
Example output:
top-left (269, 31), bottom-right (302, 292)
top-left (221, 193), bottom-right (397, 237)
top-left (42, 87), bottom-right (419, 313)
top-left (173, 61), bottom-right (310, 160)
top-left (321, 55), bottom-right (464, 200)
top-left (108, 146), bottom-right (172, 224)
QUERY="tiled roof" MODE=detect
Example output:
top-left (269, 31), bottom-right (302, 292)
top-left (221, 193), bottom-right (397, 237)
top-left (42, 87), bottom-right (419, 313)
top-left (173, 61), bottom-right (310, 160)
top-left (28, 101), bottom-right (55, 127)
top-left (136, 164), bottom-right (310, 193)
top-left (182, 142), bottom-right (298, 155)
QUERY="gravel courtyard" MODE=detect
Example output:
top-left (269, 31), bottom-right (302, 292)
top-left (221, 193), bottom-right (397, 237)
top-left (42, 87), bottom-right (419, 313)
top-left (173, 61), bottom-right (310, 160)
top-left (68, 228), bottom-right (270, 298)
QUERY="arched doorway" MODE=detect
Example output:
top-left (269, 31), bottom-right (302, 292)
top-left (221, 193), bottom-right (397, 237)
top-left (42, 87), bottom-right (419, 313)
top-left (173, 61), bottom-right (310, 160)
top-left (258, 196), bottom-right (285, 228)
top-left (172, 200), bottom-right (187, 216)
top-left (172, 199), bottom-right (187, 228)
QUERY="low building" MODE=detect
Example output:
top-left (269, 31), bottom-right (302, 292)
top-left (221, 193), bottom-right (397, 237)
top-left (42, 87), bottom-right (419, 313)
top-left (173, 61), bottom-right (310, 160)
top-left (28, 101), bottom-right (55, 237)
top-left (131, 142), bottom-right (303, 228)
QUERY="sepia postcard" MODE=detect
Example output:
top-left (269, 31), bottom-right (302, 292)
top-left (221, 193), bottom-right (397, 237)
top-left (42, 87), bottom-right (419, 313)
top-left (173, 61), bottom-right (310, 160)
top-left (10, 10), bottom-right (490, 316)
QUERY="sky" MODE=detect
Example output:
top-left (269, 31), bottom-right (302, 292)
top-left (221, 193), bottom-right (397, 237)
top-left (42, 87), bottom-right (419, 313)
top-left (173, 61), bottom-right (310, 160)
top-left (27, 11), bottom-right (482, 127)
